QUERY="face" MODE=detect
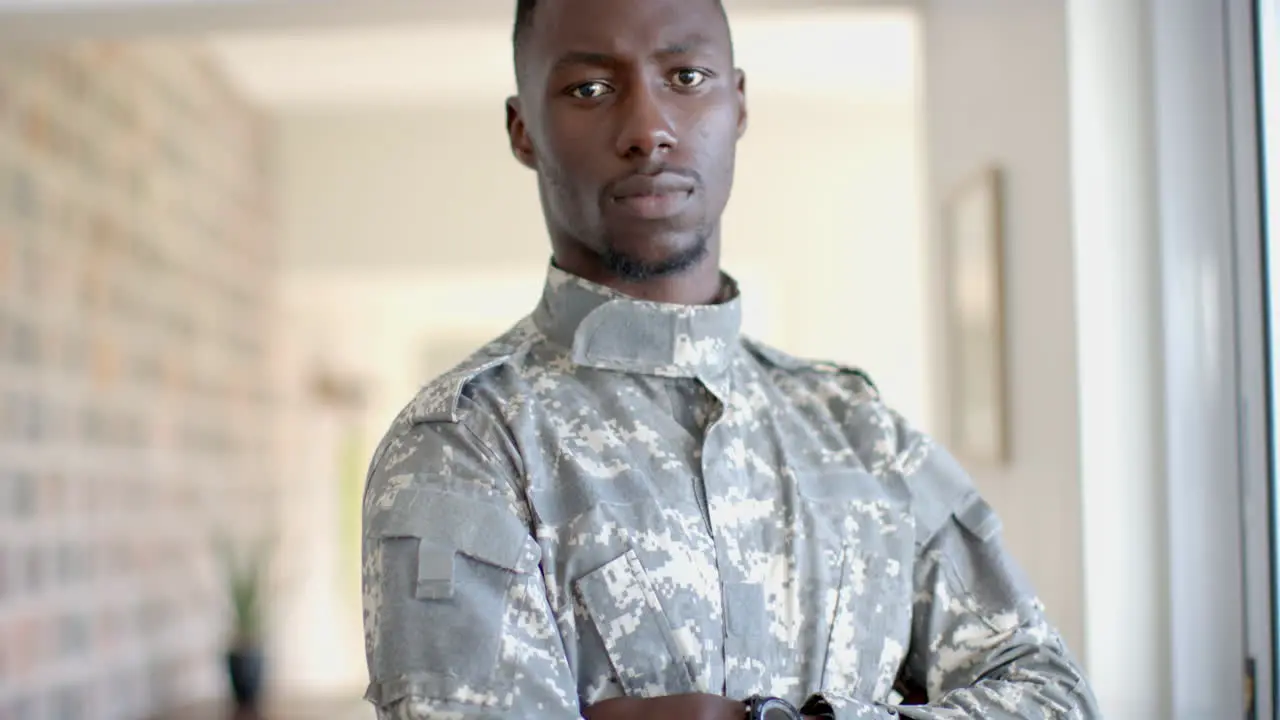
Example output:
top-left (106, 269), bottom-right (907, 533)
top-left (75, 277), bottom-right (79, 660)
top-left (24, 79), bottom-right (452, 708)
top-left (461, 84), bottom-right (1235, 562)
top-left (507, 0), bottom-right (747, 282)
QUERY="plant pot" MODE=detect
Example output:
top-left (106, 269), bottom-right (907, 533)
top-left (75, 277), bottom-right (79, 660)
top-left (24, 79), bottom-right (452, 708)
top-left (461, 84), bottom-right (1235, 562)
top-left (226, 646), bottom-right (265, 708)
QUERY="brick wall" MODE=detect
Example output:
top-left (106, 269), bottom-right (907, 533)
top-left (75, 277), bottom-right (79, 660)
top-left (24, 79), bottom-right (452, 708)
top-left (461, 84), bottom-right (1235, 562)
top-left (0, 43), bottom-right (277, 720)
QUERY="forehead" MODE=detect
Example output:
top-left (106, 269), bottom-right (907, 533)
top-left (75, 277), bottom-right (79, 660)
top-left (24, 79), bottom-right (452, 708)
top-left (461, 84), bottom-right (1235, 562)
top-left (524, 0), bottom-right (729, 60)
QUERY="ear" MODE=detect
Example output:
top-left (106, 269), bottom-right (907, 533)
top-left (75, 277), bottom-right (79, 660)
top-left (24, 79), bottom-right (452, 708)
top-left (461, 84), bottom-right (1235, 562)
top-left (734, 69), bottom-right (748, 139)
top-left (506, 96), bottom-right (537, 170)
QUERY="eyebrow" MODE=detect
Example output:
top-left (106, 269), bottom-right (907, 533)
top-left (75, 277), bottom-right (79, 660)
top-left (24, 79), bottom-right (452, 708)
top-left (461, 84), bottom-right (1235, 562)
top-left (550, 50), bottom-right (616, 74)
top-left (549, 34), bottom-right (717, 73)
top-left (655, 34), bottom-right (715, 57)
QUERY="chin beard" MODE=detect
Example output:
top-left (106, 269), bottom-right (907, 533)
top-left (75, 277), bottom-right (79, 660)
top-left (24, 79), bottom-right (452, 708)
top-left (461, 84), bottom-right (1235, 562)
top-left (602, 234), bottom-right (709, 283)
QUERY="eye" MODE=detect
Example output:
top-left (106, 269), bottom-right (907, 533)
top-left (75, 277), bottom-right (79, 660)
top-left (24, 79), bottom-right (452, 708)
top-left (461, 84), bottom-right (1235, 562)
top-left (568, 81), bottom-right (613, 100)
top-left (670, 68), bottom-right (709, 88)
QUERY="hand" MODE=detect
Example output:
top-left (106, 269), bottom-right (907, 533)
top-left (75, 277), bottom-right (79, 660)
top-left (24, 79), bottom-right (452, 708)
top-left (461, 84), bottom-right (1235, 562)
top-left (583, 693), bottom-right (745, 720)
top-left (894, 675), bottom-right (929, 705)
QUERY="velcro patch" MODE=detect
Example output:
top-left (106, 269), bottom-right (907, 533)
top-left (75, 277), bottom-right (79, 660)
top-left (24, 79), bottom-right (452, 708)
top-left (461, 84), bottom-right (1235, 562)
top-left (374, 488), bottom-right (542, 599)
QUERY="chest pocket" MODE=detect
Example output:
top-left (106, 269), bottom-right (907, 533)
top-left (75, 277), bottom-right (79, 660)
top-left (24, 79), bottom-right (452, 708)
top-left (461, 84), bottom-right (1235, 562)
top-left (795, 469), bottom-right (914, 701)
top-left (573, 549), bottom-right (699, 698)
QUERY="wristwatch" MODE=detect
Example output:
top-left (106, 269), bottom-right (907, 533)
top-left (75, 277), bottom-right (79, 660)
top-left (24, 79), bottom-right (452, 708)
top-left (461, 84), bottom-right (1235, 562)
top-left (744, 695), bottom-right (802, 720)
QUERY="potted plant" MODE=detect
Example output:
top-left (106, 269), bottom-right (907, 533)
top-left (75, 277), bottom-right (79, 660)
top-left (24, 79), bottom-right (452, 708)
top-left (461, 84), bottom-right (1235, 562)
top-left (217, 535), bottom-right (274, 711)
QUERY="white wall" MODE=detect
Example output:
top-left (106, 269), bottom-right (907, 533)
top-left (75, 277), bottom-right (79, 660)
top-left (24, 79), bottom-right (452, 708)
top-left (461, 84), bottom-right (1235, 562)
top-left (276, 99), bottom-right (931, 425)
top-left (920, 0), bottom-right (1085, 660)
top-left (269, 11), bottom-right (929, 695)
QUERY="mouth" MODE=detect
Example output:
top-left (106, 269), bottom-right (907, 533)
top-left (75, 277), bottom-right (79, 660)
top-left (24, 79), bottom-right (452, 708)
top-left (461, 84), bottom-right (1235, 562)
top-left (607, 170), bottom-right (697, 220)
top-left (611, 189), bottom-right (695, 220)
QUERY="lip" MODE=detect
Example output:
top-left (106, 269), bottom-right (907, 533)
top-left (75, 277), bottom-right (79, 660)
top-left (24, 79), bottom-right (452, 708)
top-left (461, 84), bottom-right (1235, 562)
top-left (609, 173), bottom-right (696, 220)
top-left (612, 190), bottom-right (694, 220)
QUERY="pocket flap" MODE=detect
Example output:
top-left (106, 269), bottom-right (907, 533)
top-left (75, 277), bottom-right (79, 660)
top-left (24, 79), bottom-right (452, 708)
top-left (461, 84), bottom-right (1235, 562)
top-left (795, 469), bottom-right (889, 502)
top-left (954, 494), bottom-right (1002, 543)
top-left (573, 550), bottom-right (697, 698)
top-left (372, 488), bottom-right (541, 599)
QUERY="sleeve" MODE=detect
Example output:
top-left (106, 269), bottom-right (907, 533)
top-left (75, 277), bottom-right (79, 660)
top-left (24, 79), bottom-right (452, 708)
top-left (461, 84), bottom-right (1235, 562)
top-left (804, 417), bottom-right (1102, 720)
top-left (361, 403), bottom-right (581, 719)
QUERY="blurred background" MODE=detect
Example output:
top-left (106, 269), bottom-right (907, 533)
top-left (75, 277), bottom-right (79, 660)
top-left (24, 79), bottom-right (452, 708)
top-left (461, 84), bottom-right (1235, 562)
top-left (0, 1), bottom-right (1274, 719)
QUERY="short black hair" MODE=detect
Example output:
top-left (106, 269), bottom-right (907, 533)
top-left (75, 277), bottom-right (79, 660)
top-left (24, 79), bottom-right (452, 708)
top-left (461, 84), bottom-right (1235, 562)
top-left (512, 0), bottom-right (538, 58)
top-left (513, 0), bottom-right (729, 61)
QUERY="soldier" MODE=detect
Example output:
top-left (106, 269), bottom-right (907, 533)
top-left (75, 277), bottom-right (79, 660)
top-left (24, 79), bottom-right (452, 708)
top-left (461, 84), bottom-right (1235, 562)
top-left (361, 0), bottom-right (1101, 718)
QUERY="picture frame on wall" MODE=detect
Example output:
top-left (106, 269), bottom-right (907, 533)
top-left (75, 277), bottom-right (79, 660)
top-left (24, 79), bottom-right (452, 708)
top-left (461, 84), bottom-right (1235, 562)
top-left (943, 166), bottom-right (1010, 465)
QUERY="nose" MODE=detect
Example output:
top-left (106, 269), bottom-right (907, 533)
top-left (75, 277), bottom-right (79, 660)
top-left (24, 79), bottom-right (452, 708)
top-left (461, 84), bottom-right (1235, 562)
top-left (615, 83), bottom-right (678, 161)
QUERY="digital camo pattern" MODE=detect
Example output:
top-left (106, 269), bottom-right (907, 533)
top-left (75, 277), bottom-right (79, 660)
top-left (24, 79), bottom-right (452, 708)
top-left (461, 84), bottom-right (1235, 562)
top-left (362, 265), bottom-right (1100, 719)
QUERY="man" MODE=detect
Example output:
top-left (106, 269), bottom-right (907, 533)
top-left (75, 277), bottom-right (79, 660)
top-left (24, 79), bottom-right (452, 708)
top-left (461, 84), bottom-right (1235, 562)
top-left (361, 0), bottom-right (1100, 718)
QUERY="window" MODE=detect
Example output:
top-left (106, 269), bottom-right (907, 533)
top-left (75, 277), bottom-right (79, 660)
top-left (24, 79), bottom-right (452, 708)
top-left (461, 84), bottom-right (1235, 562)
top-left (1257, 0), bottom-right (1280, 715)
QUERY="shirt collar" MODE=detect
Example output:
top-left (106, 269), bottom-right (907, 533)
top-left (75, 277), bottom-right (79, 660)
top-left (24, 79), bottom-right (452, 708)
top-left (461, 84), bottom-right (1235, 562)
top-left (532, 263), bottom-right (742, 378)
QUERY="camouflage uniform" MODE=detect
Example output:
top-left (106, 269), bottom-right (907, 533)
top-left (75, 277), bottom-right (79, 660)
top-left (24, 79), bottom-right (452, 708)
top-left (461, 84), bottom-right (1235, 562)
top-left (362, 265), bottom-right (1099, 719)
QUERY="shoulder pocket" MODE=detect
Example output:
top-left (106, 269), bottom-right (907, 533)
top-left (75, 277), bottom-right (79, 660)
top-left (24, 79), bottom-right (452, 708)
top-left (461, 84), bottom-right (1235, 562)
top-left (373, 485), bottom-right (542, 598)
top-left (573, 549), bottom-right (698, 698)
top-left (365, 490), bottom-right (540, 710)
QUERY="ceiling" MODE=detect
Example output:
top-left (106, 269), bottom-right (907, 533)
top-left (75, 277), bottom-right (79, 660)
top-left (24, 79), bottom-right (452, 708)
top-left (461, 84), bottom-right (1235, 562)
top-left (0, 0), bottom-right (912, 37)
top-left (0, 0), bottom-right (918, 110)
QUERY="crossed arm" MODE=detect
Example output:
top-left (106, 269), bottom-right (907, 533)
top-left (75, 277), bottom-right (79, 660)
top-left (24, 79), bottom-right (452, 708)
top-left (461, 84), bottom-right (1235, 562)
top-left (362, 419), bottom-right (1100, 720)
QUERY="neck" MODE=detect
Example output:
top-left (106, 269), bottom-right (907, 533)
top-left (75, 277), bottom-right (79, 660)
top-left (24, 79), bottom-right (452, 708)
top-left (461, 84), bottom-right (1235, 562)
top-left (606, 259), bottom-right (723, 305)
top-left (553, 241), bottom-right (724, 306)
